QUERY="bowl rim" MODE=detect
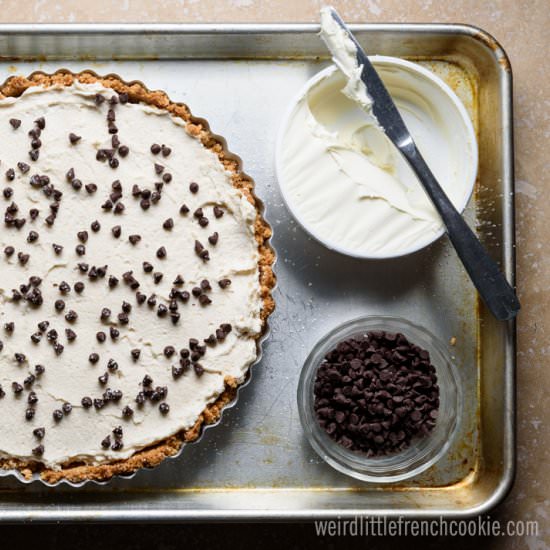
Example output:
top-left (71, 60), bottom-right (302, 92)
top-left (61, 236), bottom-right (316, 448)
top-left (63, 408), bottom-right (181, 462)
top-left (274, 56), bottom-right (479, 260)
top-left (296, 314), bottom-right (463, 483)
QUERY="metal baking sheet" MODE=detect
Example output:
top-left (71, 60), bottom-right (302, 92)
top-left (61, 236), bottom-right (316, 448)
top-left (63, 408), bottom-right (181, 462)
top-left (0, 23), bottom-right (515, 521)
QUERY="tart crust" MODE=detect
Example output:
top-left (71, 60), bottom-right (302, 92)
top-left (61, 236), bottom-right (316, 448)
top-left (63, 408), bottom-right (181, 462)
top-left (0, 70), bottom-right (276, 484)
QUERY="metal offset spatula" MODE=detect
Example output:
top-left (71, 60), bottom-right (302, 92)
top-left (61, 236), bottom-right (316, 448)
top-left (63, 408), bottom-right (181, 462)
top-left (322, 8), bottom-right (520, 321)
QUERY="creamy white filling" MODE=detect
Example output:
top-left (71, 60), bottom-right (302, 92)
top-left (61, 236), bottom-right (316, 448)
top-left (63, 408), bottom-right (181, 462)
top-left (0, 82), bottom-right (263, 468)
top-left (319, 7), bottom-right (374, 111)
top-left (280, 62), bottom-right (475, 255)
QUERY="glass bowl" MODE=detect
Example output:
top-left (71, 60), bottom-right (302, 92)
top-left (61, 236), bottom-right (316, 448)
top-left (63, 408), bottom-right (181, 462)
top-left (297, 315), bottom-right (462, 483)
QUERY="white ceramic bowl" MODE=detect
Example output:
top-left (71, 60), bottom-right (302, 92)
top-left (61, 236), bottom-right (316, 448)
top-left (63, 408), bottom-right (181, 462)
top-left (275, 56), bottom-right (478, 259)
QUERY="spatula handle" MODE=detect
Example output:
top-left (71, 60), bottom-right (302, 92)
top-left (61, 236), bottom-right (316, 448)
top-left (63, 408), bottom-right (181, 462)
top-left (401, 143), bottom-right (520, 321)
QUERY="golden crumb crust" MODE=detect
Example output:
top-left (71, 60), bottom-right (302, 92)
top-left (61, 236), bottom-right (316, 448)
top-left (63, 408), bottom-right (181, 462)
top-left (0, 70), bottom-right (276, 485)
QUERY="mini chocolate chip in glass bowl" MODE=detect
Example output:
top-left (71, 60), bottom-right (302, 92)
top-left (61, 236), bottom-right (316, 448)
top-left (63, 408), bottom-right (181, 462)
top-left (297, 316), bottom-right (461, 483)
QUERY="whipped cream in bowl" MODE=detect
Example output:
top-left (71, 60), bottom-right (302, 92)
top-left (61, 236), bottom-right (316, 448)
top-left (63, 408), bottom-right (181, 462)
top-left (275, 56), bottom-right (478, 259)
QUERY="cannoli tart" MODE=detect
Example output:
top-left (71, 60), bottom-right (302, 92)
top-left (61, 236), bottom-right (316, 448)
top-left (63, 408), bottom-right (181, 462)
top-left (0, 71), bottom-right (275, 484)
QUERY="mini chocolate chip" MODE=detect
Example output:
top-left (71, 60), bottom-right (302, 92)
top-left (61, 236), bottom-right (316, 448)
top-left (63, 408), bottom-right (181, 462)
top-left (111, 225), bottom-right (121, 238)
top-left (59, 281), bottom-right (71, 294)
top-left (29, 208), bottom-right (39, 220)
top-left (198, 294), bottom-right (212, 306)
top-left (14, 352), bottom-right (26, 363)
top-left (89, 352), bottom-right (100, 364)
top-left (198, 217), bottom-right (209, 227)
top-left (129, 234), bottom-right (141, 245)
top-left (85, 183), bottom-right (98, 194)
top-left (111, 135), bottom-right (120, 149)
top-left (53, 342), bottom-right (64, 355)
top-left (213, 206), bottom-right (224, 218)
top-left (122, 406), bottom-right (134, 418)
top-left (52, 409), bottom-right (63, 421)
top-left (17, 162), bottom-right (30, 174)
top-left (35, 364), bottom-right (45, 375)
top-left (32, 444), bottom-right (44, 456)
top-left (91, 220), bottom-right (101, 232)
top-left (9, 118), bottom-right (21, 129)
top-left (77, 230), bottom-right (88, 243)
top-left (140, 198), bottom-right (150, 210)
top-left (112, 440), bottom-right (123, 451)
top-left (147, 294), bottom-right (157, 307)
top-left (5, 168), bottom-right (15, 181)
top-left (162, 218), bottom-right (174, 230)
top-left (74, 281), bottom-right (85, 293)
top-left (150, 143), bottom-right (161, 155)
top-left (65, 310), bottom-right (78, 323)
top-left (32, 427), bottom-right (45, 441)
top-left (110, 327), bottom-right (119, 340)
top-left (94, 398), bottom-right (105, 410)
top-left (218, 278), bottom-right (232, 289)
top-left (193, 363), bottom-right (205, 376)
top-left (157, 304), bottom-right (168, 317)
top-left (114, 202), bottom-right (125, 214)
top-left (98, 372), bottom-right (109, 385)
top-left (47, 329), bottom-right (57, 341)
top-left (4, 246), bottom-right (14, 257)
top-left (156, 246), bottom-right (166, 259)
top-left (108, 127), bottom-right (119, 139)
top-left (26, 386), bottom-right (37, 400)
top-left (29, 150), bottom-right (39, 161)
top-left (151, 191), bottom-right (161, 203)
top-left (81, 396), bottom-right (92, 409)
top-left (101, 435), bottom-right (111, 449)
top-left (75, 244), bottom-right (86, 256)
top-left (136, 292), bottom-right (146, 304)
top-left (119, 145), bottom-right (129, 157)
top-left (18, 252), bottom-right (30, 265)
top-left (25, 408), bottom-right (36, 420)
top-left (100, 308), bottom-right (111, 320)
top-left (204, 334), bottom-right (216, 346)
top-left (35, 117), bottom-right (45, 130)
top-left (69, 133), bottom-right (81, 144)
top-left (62, 402), bottom-right (72, 414)
top-left (31, 138), bottom-right (42, 149)
top-left (170, 312), bottom-right (180, 324)
top-left (208, 232), bottom-right (219, 245)
top-left (153, 272), bottom-right (163, 284)
top-left (96, 331), bottom-right (106, 343)
top-left (4, 322), bottom-right (14, 333)
top-left (107, 359), bottom-right (118, 372)
top-left (54, 299), bottom-right (65, 312)
top-left (71, 178), bottom-right (82, 191)
top-left (31, 332), bottom-right (41, 343)
top-left (162, 173), bottom-right (172, 183)
top-left (189, 182), bottom-right (199, 193)
top-left (154, 163), bottom-right (164, 175)
top-left (78, 263), bottom-right (89, 273)
top-left (52, 243), bottom-right (63, 255)
top-left (108, 275), bottom-right (119, 288)
top-left (141, 262), bottom-right (153, 274)
top-left (159, 402), bottom-right (170, 414)
top-left (3, 187), bottom-right (13, 199)
top-left (117, 312), bottom-right (129, 324)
